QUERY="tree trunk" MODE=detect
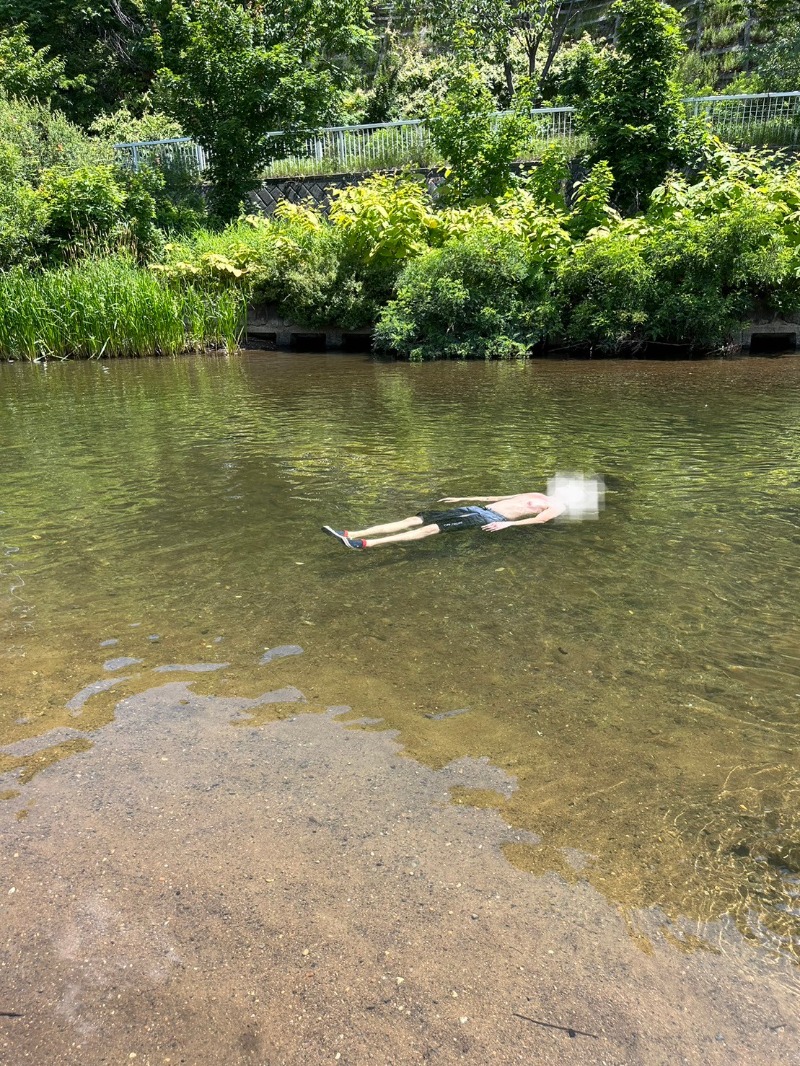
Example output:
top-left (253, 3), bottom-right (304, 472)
top-left (504, 57), bottom-right (515, 99)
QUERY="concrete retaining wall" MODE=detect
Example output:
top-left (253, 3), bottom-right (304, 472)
top-left (246, 307), bottom-right (373, 350)
top-left (737, 313), bottom-right (800, 353)
top-left (246, 168), bottom-right (446, 217)
top-left (246, 306), bottom-right (800, 355)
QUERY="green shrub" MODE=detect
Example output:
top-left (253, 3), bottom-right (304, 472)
top-left (154, 179), bottom-right (443, 330)
top-left (0, 141), bottom-right (47, 268)
top-left (576, 0), bottom-right (704, 208)
top-left (37, 165), bottom-right (126, 245)
top-left (560, 210), bottom-right (790, 354)
top-left (153, 206), bottom-right (371, 329)
top-left (0, 97), bottom-right (170, 267)
top-left (89, 105), bottom-right (185, 145)
top-left (523, 144), bottom-right (570, 212)
top-left (89, 107), bottom-right (207, 233)
top-left (0, 94), bottom-right (110, 184)
top-left (559, 153), bottom-right (800, 353)
top-left (0, 25), bottom-right (67, 103)
top-left (428, 62), bottom-right (533, 206)
top-left (646, 205), bottom-right (795, 346)
top-left (569, 160), bottom-right (620, 238)
top-left (559, 225), bottom-right (652, 351)
top-left (375, 227), bottom-right (562, 360)
top-left (328, 173), bottom-right (440, 267)
top-left (36, 164), bottom-right (159, 261)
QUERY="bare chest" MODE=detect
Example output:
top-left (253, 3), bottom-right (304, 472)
top-left (492, 495), bottom-right (551, 519)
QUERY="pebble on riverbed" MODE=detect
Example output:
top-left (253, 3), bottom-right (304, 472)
top-left (66, 677), bottom-right (131, 714)
top-left (259, 645), bottom-right (304, 665)
top-left (103, 657), bottom-right (143, 672)
top-left (153, 662), bottom-right (230, 673)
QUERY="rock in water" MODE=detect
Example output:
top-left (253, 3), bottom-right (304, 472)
top-left (103, 657), bottom-right (143, 672)
top-left (259, 645), bottom-right (304, 665)
top-left (67, 677), bottom-right (130, 714)
top-left (153, 663), bottom-right (230, 673)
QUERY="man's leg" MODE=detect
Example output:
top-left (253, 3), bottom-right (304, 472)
top-left (362, 523), bottom-right (441, 547)
top-left (347, 515), bottom-right (424, 538)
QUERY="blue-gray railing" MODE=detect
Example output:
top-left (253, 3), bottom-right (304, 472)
top-left (114, 91), bottom-right (800, 178)
top-left (112, 136), bottom-right (210, 172)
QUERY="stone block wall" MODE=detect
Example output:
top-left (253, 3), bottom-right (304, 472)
top-left (246, 168), bottom-right (446, 217)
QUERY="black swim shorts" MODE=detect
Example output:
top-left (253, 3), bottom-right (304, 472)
top-left (417, 505), bottom-right (506, 533)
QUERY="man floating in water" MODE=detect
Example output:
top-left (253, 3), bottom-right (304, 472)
top-left (323, 473), bottom-right (604, 550)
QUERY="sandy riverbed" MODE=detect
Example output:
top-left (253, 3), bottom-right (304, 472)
top-left (1, 680), bottom-right (797, 1065)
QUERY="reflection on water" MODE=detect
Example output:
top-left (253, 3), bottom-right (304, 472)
top-left (1, 353), bottom-right (799, 957)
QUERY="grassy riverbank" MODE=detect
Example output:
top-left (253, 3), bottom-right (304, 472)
top-left (3, 0), bottom-right (800, 362)
top-left (0, 256), bottom-right (243, 361)
top-left (3, 143), bottom-right (800, 363)
top-left (153, 147), bottom-right (800, 360)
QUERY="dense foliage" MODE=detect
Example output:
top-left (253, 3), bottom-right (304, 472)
top-left (1, 0), bottom-right (799, 361)
top-left (0, 25), bottom-right (68, 103)
top-left (151, 0), bottom-right (372, 219)
top-left (375, 227), bottom-right (563, 359)
top-left (0, 2), bottom-right (155, 125)
top-left (576, 0), bottom-right (702, 208)
top-left (428, 61), bottom-right (534, 205)
top-left (0, 93), bottom-right (209, 270)
top-left (140, 149), bottom-right (800, 360)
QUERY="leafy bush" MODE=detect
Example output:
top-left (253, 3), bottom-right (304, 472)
top-left (569, 161), bottom-right (620, 238)
top-left (143, 146), bottom-right (800, 359)
top-left (38, 165), bottom-right (126, 245)
top-left (559, 225), bottom-right (652, 350)
top-left (428, 63), bottom-right (533, 205)
top-left (559, 151), bottom-right (800, 352)
top-left (153, 207), bottom-right (362, 327)
top-left (523, 144), bottom-right (570, 212)
top-left (0, 94), bottom-right (110, 184)
top-left (328, 173), bottom-right (440, 267)
top-left (0, 142), bottom-right (47, 268)
top-left (89, 106), bottom-right (207, 233)
top-left (576, 0), bottom-right (705, 208)
top-left (154, 176), bottom-right (443, 329)
top-left (0, 97), bottom-right (169, 268)
top-left (89, 105), bottom-right (185, 145)
top-left (646, 206), bottom-right (790, 346)
top-left (36, 164), bottom-right (159, 261)
top-left (375, 226), bottom-right (562, 360)
top-left (0, 24), bottom-right (67, 102)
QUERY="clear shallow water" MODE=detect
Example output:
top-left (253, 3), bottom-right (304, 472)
top-left (1, 352), bottom-right (799, 956)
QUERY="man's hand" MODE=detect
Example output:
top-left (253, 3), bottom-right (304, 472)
top-left (438, 497), bottom-right (461, 503)
top-left (482, 521), bottom-right (512, 533)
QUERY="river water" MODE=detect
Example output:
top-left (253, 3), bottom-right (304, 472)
top-left (1, 352), bottom-right (799, 959)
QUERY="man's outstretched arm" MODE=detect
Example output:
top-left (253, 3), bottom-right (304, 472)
top-left (438, 495), bottom-right (514, 504)
top-left (482, 503), bottom-right (566, 531)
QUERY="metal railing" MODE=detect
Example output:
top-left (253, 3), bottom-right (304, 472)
top-left (113, 136), bottom-right (210, 173)
top-left (113, 92), bottom-right (800, 179)
top-left (264, 118), bottom-right (429, 176)
top-left (686, 91), bottom-right (800, 146)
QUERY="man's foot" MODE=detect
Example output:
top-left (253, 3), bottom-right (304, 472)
top-left (322, 526), bottom-right (366, 549)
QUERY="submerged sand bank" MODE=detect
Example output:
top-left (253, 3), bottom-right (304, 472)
top-left (1, 681), bottom-right (797, 1065)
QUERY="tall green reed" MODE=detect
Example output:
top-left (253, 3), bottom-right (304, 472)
top-left (0, 256), bottom-right (244, 360)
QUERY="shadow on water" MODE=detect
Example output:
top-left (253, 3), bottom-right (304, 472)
top-left (1, 351), bottom-right (799, 959)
